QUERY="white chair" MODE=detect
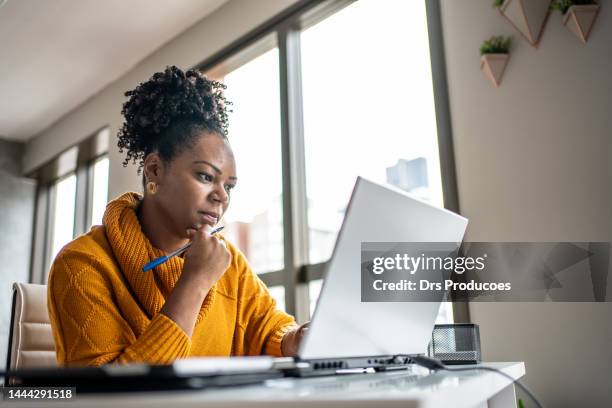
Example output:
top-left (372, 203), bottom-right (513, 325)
top-left (6, 282), bottom-right (57, 371)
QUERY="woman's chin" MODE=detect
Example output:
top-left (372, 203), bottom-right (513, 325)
top-left (186, 224), bottom-right (212, 236)
top-left (186, 225), bottom-right (199, 236)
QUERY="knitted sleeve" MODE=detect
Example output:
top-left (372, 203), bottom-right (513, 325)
top-left (231, 248), bottom-right (298, 357)
top-left (47, 250), bottom-right (191, 366)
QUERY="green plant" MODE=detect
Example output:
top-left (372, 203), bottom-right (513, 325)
top-left (480, 36), bottom-right (512, 55)
top-left (492, 0), bottom-right (505, 7)
top-left (550, 0), bottom-right (597, 14)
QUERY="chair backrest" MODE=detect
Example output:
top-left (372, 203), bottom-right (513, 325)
top-left (6, 282), bottom-right (57, 371)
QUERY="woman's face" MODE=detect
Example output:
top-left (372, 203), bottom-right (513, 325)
top-left (146, 133), bottom-right (237, 238)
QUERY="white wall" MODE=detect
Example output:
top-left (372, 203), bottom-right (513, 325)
top-left (23, 0), bottom-right (300, 199)
top-left (440, 1), bottom-right (612, 407)
top-left (0, 140), bottom-right (35, 371)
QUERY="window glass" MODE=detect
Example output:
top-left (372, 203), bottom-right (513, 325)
top-left (90, 156), bottom-right (109, 227)
top-left (268, 285), bottom-right (286, 312)
top-left (210, 48), bottom-right (284, 274)
top-left (301, 0), bottom-right (451, 322)
top-left (301, 0), bottom-right (443, 264)
top-left (50, 174), bottom-right (77, 263)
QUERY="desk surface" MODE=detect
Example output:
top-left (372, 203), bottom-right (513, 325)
top-left (3, 362), bottom-right (525, 408)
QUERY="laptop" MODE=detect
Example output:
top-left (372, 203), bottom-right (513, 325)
top-left (286, 177), bottom-right (468, 376)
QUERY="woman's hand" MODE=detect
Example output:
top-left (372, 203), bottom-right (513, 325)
top-left (281, 322), bottom-right (310, 357)
top-left (182, 227), bottom-right (231, 288)
top-left (160, 227), bottom-right (230, 337)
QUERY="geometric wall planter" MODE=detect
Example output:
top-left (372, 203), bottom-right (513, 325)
top-left (562, 4), bottom-right (600, 43)
top-left (481, 54), bottom-right (510, 88)
top-left (498, 0), bottom-right (552, 47)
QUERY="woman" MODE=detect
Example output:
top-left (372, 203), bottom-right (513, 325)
top-left (47, 66), bottom-right (307, 366)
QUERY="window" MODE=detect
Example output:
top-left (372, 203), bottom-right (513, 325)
top-left (205, 43), bottom-right (284, 275)
top-left (32, 129), bottom-right (110, 283)
top-left (299, 0), bottom-right (451, 323)
top-left (194, 0), bottom-right (458, 322)
top-left (301, 0), bottom-right (444, 264)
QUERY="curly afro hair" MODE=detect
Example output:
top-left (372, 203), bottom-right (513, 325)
top-left (117, 65), bottom-right (231, 175)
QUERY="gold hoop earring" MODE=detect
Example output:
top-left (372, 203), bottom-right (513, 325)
top-left (146, 181), bottom-right (158, 195)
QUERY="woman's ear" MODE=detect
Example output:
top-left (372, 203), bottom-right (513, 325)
top-left (143, 153), bottom-right (164, 184)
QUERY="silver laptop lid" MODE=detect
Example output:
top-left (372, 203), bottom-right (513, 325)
top-left (299, 177), bottom-right (468, 360)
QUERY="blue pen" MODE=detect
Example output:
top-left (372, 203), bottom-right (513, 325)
top-left (142, 226), bottom-right (225, 272)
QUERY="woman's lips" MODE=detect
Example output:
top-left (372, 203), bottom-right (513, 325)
top-left (199, 212), bottom-right (218, 226)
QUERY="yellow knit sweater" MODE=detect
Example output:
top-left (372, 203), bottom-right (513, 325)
top-left (47, 192), bottom-right (296, 366)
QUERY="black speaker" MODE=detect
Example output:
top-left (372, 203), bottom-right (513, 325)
top-left (427, 323), bottom-right (481, 365)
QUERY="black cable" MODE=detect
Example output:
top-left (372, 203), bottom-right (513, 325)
top-left (410, 355), bottom-right (544, 408)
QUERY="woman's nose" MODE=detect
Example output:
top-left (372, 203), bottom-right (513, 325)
top-left (211, 184), bottom-right (229, 204)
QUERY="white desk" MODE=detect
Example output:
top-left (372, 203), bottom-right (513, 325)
top-left (3, 362), bottom-right (525, 408)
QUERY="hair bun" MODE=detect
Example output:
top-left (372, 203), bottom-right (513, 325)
top-left (117, 65), bottom-right (231, 172)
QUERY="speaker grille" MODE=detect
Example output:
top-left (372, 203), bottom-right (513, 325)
top-left (427, 324), bottom-right (481, 365)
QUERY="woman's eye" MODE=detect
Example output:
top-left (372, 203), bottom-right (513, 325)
top-left (225, 184), bottom-right (236, 193)
top-left (198, 172), bottom-right (213, 182)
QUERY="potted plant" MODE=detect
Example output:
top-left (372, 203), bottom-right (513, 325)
top-left (480, 36), bottom-right (512, 88)
top-left (551, 0), bottom-right (600, 43)
top-left (493, 0), bottom-right (552, 47)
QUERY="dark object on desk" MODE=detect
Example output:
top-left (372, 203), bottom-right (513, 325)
top-left (427, 323), bottom-right (481, 365)
top-left (2, 363), bottom-right (283, 393)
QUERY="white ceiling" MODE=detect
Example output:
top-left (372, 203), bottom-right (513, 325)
top-left (0, 0), bottom-right (229, 142)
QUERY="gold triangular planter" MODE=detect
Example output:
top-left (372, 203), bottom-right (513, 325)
top-left (499, 0), bottom-right (552, 47)
top-left (563, 4), bottom-right (600, 43)
top-left (481, 54), bottom-right (510, 88)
